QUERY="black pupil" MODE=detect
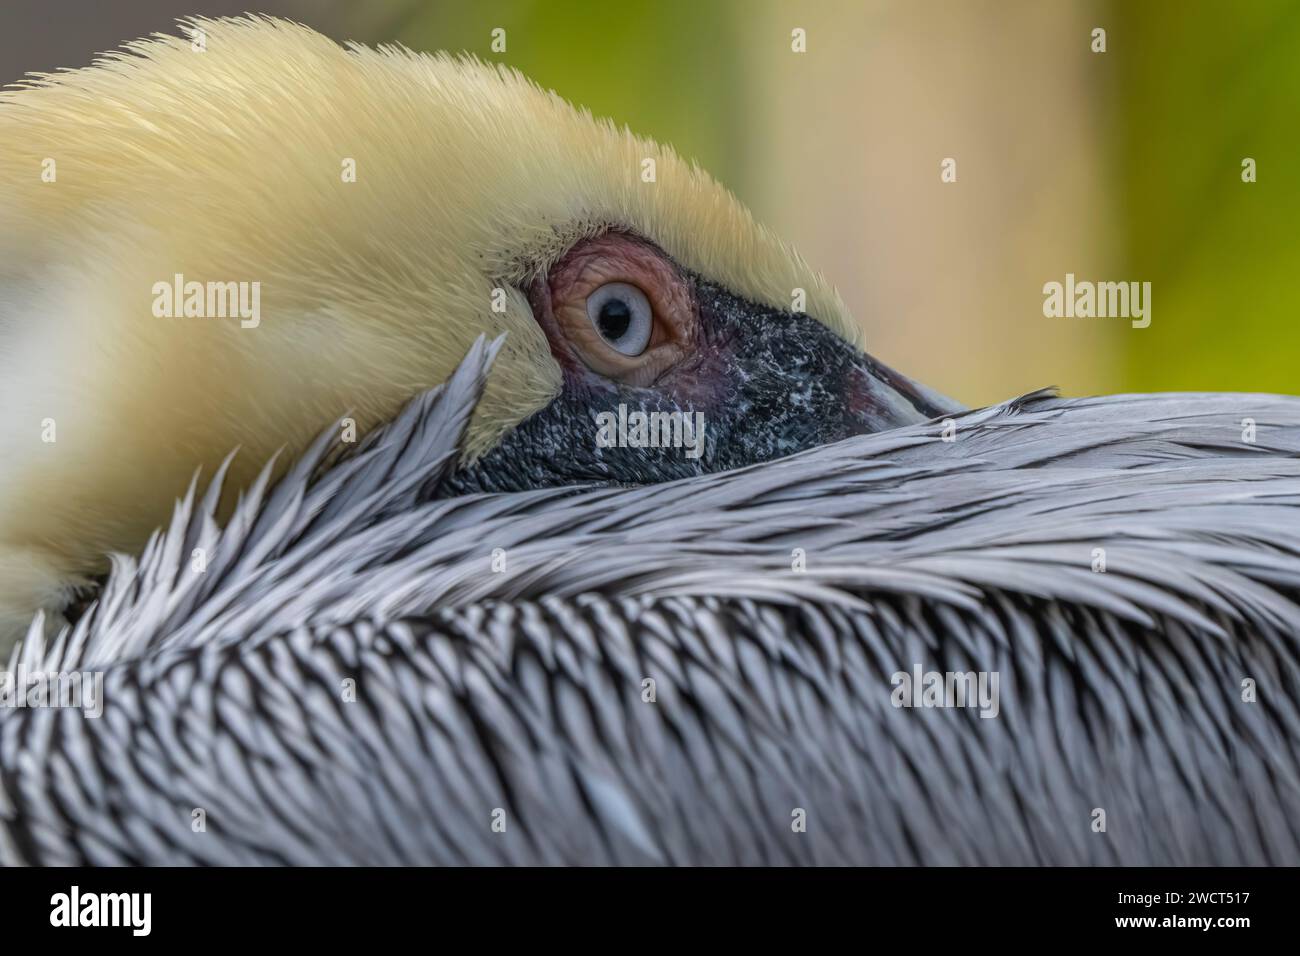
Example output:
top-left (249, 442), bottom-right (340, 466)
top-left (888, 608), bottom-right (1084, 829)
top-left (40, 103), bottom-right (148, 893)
top-left (597, 298), bottom-right (632, 341)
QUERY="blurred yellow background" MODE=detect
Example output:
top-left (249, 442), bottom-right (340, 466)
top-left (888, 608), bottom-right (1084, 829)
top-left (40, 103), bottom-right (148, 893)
top-left (4, 0), bottom-right (1295, 405)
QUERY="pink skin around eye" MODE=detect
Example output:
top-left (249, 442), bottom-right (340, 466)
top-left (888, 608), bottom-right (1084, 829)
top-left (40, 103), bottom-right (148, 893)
top-left (527, 231), bottom-right (695, 386)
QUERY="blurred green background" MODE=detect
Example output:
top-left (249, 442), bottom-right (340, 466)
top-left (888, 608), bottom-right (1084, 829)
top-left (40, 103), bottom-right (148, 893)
top-left (4, 0), bottom-right (1296, 404)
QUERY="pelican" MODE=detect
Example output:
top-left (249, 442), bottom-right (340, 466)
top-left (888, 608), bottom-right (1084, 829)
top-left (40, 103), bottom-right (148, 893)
top-left (0, 15), bottom-right (951, 649)
top-left (1, 16), bottom-right (1297, 866)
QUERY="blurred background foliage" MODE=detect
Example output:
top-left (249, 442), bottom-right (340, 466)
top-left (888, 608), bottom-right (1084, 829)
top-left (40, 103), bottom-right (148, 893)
top-left (3, 0), bottom-right (1296, 403)
top-left (1115, 2), bottom-right (1300, 394)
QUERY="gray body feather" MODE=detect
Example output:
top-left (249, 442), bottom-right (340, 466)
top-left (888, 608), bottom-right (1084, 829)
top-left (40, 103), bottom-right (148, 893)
top-left (2, 337), bottom-right (1298, 865)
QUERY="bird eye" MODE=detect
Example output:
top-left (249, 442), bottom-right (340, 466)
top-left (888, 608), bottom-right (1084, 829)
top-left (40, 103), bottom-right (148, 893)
top-left (586, 282), bottom-right (653, 356)
top-left (533, 232), bottom-right (695, 386)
